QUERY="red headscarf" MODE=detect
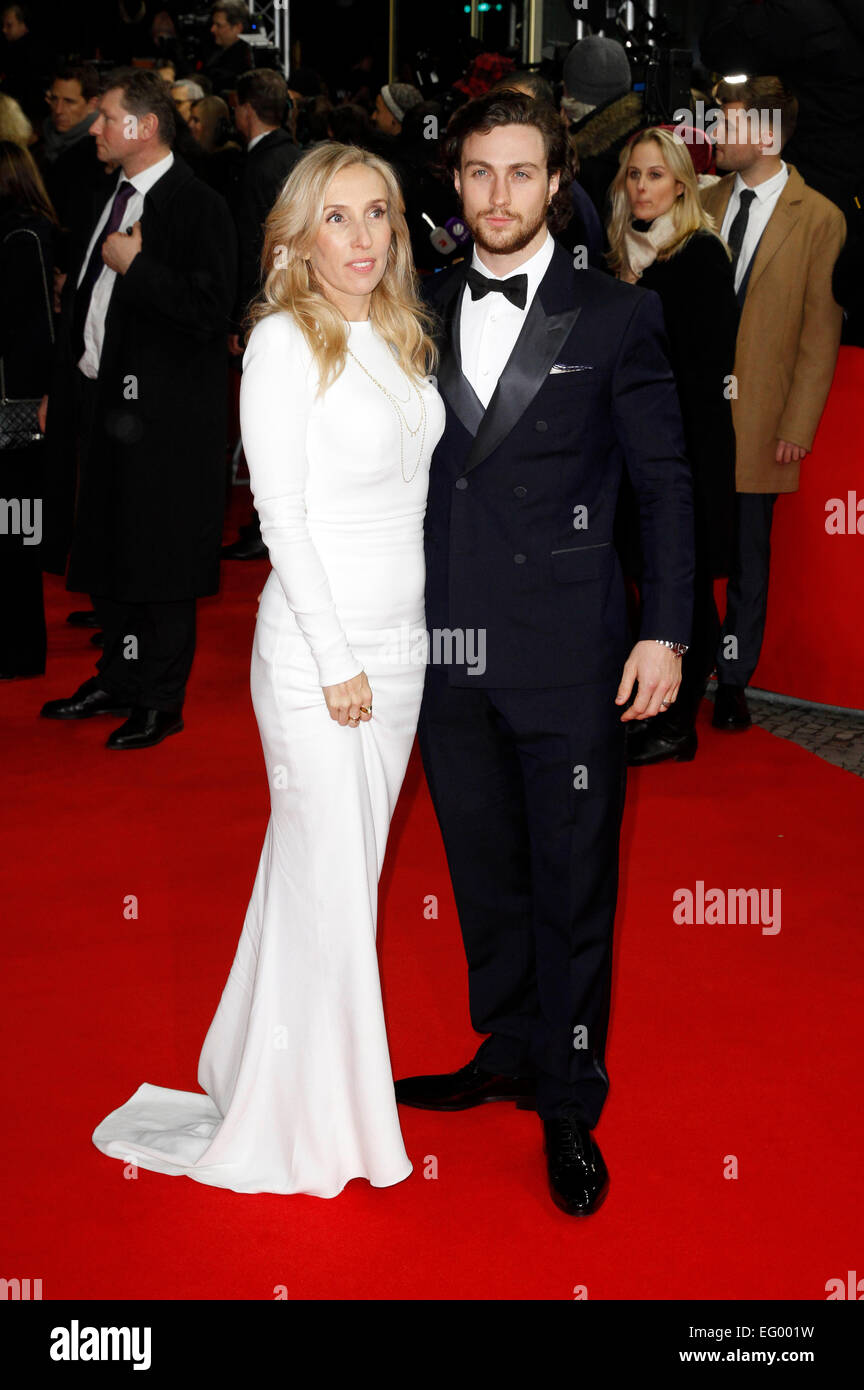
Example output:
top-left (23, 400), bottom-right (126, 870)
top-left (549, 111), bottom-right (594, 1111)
top-left (660, 122), bottom-right (717, 176)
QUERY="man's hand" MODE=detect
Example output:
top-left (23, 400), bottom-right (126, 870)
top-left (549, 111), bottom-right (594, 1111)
top-left (38, 394), bottom-right (48, 434)
top-left (102, 219), bottom-right (142, 275)
top-left (775, 438), bottom-right (809, 465)
top-left (615, 640), bottom-right (682, 721)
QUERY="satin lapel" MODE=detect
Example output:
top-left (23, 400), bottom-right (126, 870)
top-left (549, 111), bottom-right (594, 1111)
top-left (743, 167), bottom-right (804, 298)
top-left (434, 274), bottom-right (486, 438)
top-left (463, 257), bottom-right (581, 474)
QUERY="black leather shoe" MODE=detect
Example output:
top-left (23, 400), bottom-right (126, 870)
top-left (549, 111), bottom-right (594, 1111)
top-left (543, 1114), bottom-right (609, 1215)
top-left (221, 535), bottom-right (267, 560)
top-left (394, 1058), bottom-right (537, 1111)
top-left (66, 609), bottom-right (100, 628)
top-left (106, 708), bottom-right (183, 749)
top-left (40, 677), bottom-right (131, 720)
top-left (627, 721), bottom-right (697, 765)
top-left (712, 684), bottom-right (752, 731)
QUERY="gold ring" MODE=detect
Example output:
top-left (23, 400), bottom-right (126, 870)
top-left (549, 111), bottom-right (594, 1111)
top-left (359, 705), bottom-right (371, 714)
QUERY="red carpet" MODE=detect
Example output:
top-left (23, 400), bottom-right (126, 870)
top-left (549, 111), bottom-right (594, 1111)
top-left (2, 529), bottom-right (862, 1300)
top-left (745, 346), bottom-right (864, 709)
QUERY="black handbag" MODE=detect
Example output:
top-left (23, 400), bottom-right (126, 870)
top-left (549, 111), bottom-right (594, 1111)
top-left (0, 224), bottom-right (55, 451)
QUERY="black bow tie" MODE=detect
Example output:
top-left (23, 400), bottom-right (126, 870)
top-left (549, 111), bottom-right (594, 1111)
top-left (466, 265), bottom-right (529, 310)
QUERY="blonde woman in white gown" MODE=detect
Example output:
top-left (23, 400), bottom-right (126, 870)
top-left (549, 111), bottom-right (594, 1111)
top-left (91, 143), bottom-right (446, 1197)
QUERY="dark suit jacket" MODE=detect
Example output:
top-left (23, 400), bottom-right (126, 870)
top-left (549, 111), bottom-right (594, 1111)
top-left (44, 154), bottom-right (238, 602)
top-left (202, 37), bottom-right (253, 97)
top-left (36, 132), bottom-right (106, 269)
top-left (423, 239), bottom-right (695, 688)
top-left (233, 128), bottom-right (300, 331)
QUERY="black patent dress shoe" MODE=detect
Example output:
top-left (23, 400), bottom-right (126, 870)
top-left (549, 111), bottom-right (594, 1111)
top-left (221, 535), bottom-right (267, 560)
top-left (712, 684), bottom-right (752, 731)
top-left (394, 1058), bottom-right (537, 1111)
top-left (106, 707), bottom-right (184, 749)
top-left (66, 609), bottom-right (100, 629)
top-left (543, 1114), bottom-right (609, 1216)
top-left (626, 720), bottom-right (697, 765)
top-left (40, 677), bottom-right (132, 720)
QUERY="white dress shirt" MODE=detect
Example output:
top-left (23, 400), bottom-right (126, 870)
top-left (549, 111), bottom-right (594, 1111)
top-left (246, 129), bottom-right (270, 152)
top-left (720, 160), bottom-right (789, 294)
top-left (76, 150), bottom-right (175, 378)
top-left (460, 229), bottom-right (555, 408)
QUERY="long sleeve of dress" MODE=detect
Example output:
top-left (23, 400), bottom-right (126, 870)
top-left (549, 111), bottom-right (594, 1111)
top-left (239, 313), bottom-right (363, 687)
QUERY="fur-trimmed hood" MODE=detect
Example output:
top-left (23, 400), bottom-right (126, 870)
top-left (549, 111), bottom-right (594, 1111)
top-left (571, 91), bottom-right (644, 159)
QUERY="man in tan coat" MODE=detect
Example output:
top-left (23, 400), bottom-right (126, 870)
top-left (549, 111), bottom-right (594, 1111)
top-left (701, 76), bottom-right (846, 730)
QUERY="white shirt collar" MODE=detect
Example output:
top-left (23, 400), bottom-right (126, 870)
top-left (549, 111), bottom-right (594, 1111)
top-left (122, 148), bottom-right (175, 196)
top-left (470, 228), bottom-right (554, 297)
top-left (733, 160), bottom-right (787, 205)
top-left (247, 130), bottom-right (272, 152)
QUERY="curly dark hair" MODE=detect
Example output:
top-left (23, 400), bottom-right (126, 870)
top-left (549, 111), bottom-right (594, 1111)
top-left (439, 88), bottom-right (574, 235)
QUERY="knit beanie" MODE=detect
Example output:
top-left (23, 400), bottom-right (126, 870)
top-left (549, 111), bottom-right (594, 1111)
top-left (379, 83), bottom-right (423, 124)
top-left (562, 37), bottom-right (631, 107)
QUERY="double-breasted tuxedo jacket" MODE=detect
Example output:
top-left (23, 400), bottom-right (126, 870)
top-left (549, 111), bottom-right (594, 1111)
top-left (422, 239), bottom-right (695, 688)
top-left (416, 239), bottom-right (696, 1123)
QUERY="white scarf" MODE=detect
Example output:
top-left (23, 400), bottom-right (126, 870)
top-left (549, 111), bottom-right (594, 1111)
top-left (622, 210), bottom-right (679, 279)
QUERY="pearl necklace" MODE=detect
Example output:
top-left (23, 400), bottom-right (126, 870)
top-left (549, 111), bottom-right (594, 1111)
top-left (346, 344), bottom-right (428, 484)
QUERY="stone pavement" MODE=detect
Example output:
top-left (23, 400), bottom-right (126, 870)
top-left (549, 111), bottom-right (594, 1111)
top-left (705, 682), bottom-right (864, 778)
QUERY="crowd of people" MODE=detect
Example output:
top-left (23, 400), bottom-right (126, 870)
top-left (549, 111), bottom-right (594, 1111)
top-left (0, 0), bottom-right (860, 760)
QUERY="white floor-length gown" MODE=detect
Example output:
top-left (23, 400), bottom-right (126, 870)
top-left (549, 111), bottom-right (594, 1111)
top-left (92, 310), bottom-right (446, 1196)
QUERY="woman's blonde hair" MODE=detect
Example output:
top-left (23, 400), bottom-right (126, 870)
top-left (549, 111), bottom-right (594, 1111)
top-left (190, 95), bottom-right (237, 152)
top-left (0, 93), bottom-right (34, 149)
top-left (606, 126), bottom-right (728, 275)
top-left (245, 141), bottom-right (438, 393)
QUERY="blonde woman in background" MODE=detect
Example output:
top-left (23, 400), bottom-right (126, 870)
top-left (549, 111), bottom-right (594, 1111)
top-left (607, 125), bottom-right (739, 765)
top-left (0, 92), bottom-right (35, 148)
top-left (92, 143), bottom-right (446, 1197)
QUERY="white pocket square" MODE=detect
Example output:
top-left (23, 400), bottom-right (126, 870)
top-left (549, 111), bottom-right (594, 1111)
top-left (549, 362), bottom-right (594, 374)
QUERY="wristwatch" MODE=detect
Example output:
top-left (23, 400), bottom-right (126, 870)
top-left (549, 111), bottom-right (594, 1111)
top-left (654, 639), bottom-right (688, 657)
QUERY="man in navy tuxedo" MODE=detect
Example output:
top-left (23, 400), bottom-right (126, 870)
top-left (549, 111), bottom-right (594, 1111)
top-left (395, 91), bottom-right (695, 1215)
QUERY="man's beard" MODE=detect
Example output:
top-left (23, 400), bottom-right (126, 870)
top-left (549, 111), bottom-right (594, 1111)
top-left (466, 199), bottom-right (550, 256)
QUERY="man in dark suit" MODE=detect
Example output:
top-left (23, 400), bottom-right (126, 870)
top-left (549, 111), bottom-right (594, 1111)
top-left (223, 67), bottom-right (300, 560)
top-left (38, 67), bottom-right (237, 749)
top-left (33, 63), bottom-right (104, 254)
top-left (395, 91), bottom-right (695, 1215)
top-left (203, 2), bottom-right (253, 99)
top-left (230, 68), bottom-right (299, 335)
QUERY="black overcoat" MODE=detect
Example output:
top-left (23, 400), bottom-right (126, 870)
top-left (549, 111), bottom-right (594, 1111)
top-left (46, 154), bottom-right (237, 602)
top-left (623, 229), bottom-right (739, 577)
